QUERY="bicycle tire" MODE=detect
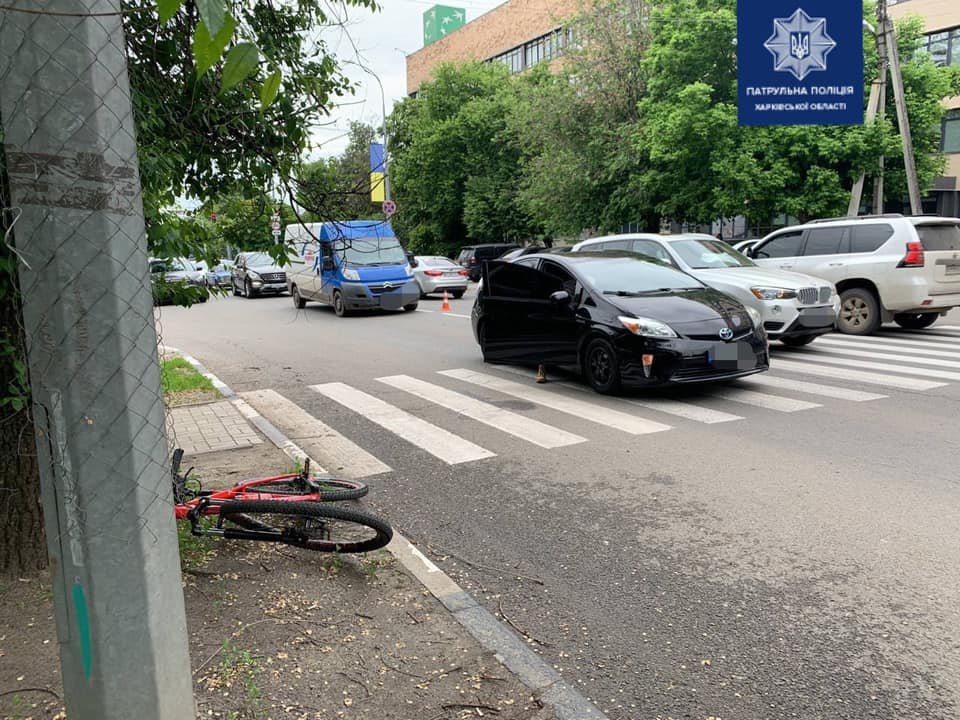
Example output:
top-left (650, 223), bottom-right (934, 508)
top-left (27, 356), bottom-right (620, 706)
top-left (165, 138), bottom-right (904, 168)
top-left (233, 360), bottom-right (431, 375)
top-left (241, 476), bottom-right (368, 502)
top-left (218, 500), bottom-right (392, 553)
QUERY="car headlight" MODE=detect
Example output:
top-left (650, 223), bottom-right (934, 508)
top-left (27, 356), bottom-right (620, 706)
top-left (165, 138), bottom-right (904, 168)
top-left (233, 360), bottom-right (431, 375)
top-left (745, 306), bottom-right (762, 328)
top-left (750, 286), bottom-right (797, 300)
top-left (618, 316), bottom-right (678, 338)
top-left (247, 270), bottom-right (261, 281)
top-left (342, 268), bottom-right (360, 281)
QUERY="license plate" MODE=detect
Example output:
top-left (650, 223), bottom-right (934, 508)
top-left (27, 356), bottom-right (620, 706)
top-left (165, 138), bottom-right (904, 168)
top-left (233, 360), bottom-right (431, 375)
top-left (946, 265), bottom-right (960, 275)
top-left (708, 341), bottom-right (755, 370)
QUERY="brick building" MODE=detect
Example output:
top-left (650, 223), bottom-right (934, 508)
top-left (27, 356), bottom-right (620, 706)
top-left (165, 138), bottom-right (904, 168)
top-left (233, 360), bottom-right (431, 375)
top-left (405, 0), bottom-right (579, 96)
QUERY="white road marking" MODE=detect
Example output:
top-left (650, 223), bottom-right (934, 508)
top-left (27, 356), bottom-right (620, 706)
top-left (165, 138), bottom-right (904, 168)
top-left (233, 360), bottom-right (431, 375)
top-left (828, 332), bottom-right (960, 351)
top-left (705, 387), bottom-right (820, 412)
top-left (492, 365), bottom-right (743, 424)
top-left (239, 389), bottom-right (391, 477)
top-left (797, 345), bottom-right (960, 370)
top-left (309, 382), bottom-right (495, 465)
top-left (738, 374), bottom-right (886, 402)
top-left (774, 355), bottom-right (959, 384)
top-left (377, 375), bottom-right (586, 448)
top-left (815, 336), bottom-right (960, 360)
top-left (439, 369), bottom-right (672, 435)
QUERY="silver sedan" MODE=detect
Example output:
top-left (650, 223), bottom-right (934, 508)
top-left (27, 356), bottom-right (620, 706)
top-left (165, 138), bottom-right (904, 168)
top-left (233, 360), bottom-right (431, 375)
top-left (413, 256), bottom-right (469, 298)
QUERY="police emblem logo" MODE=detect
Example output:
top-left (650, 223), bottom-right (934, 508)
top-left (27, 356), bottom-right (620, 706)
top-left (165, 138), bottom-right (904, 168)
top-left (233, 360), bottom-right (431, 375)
top-left (764, 8), bottom-right (836, 81)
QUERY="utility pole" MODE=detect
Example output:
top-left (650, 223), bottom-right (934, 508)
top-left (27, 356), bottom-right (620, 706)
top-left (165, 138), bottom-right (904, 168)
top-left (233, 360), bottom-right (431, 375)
top-left (0, 0), bottom-right (195, 718)
top-left (848, 0), bottom-right (922, 216)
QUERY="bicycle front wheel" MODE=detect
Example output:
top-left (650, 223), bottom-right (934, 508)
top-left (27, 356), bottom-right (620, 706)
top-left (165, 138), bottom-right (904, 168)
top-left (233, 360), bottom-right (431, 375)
top-left (239, 476), bottom-right (369, 502)
top-left (218, 500), bottom-right (392, 553)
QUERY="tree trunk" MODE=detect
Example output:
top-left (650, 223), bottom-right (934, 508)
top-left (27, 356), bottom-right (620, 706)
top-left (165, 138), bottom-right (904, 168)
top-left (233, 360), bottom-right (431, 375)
top-left (0, 297), bottom-right (47, 577)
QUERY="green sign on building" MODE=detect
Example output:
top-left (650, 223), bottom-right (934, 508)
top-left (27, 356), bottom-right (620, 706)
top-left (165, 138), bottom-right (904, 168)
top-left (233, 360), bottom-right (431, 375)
top-left (423, 5), bottom-right (465, 46)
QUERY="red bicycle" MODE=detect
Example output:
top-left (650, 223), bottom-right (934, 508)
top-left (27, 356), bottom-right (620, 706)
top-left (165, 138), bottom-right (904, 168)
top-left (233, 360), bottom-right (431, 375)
top-left (172, 449), bottom-right (392, 553)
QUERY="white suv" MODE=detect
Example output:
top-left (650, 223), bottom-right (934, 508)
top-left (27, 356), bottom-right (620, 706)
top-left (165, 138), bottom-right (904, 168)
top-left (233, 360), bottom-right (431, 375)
top-left (748, 215), bottom-right (960, 334)
top-left (571, 234), bottom-right (838, 346)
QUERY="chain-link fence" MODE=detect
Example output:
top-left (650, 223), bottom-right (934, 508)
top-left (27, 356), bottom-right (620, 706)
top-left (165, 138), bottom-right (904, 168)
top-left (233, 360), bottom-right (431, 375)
top-left (0, 0), bottom-right (194, 716)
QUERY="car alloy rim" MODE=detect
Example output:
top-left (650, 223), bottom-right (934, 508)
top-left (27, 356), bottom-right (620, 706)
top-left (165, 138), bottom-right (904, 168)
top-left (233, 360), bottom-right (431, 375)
top-left (841, 297), bottom-right (868, 327)
top-left (590, 346), bottom-right (612, 384)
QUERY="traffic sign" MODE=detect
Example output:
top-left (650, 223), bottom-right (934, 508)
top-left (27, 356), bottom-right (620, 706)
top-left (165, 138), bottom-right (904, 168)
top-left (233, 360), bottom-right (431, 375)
top-left (383, 199), bottom-right (397, 216)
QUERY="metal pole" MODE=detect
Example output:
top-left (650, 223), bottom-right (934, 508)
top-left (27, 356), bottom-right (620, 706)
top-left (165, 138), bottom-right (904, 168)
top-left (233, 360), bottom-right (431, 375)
top-left (0, 1), bottom-right (195, 718)
top-left (368, 70), bottom-right (391, 203)
top-left (873, 8), bottom-right (888, 215)
top-left (883, 6), bottom-right (924, 214)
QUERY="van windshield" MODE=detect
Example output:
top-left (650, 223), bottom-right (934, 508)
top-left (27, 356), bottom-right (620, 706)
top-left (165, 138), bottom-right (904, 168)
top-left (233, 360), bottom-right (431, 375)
top-left (333, 237), bottom-right (407, 266)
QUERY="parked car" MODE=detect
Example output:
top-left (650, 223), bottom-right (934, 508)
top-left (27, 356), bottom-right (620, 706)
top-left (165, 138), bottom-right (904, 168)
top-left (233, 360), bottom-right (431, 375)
top-left (285, 221), bottom-right (419, 315)
top-left (746, 214), bottom-right (960, 334)
top-left (413, 256), bottom-right (469, 298)
top-left (456, 243), bottom-right (520, 282)
top-left (149, 257), bottom-right (207, 305)
top-left (232, 251), bottom-right (287, 298)
top-left (472, 252), bottom-right (768, 393)
top-left (205, 259), bottom-right (234, 287)
top-left (572, 234), bottom-right (838, 346)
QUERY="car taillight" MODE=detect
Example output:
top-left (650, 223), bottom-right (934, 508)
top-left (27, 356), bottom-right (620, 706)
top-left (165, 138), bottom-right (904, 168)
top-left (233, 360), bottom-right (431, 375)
top-left (423, 270), bottom-right (443, 277)
top-left (458, 269), bottom-right (469, 276)
top-left (898, 241), bottom-right (925, 268)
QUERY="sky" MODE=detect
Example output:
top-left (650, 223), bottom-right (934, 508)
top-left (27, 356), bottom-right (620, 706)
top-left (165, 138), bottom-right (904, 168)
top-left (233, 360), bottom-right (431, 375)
top-left (313, 0), bottom-right (506, 160)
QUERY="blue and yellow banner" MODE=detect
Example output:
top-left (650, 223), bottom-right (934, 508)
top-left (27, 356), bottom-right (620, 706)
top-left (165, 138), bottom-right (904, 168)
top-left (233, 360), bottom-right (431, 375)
top-left (370, 143), bottom-right (385, 203)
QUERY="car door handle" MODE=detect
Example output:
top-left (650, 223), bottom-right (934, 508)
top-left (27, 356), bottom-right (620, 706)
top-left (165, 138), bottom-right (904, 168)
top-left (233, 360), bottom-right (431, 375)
top-left (779, 264), bottom-right (793, 269)
top-left (827, 262), bottom-right (844, 267)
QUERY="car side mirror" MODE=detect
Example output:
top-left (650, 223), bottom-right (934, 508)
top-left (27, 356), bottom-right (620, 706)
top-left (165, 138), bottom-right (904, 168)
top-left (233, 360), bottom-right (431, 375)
top-left (322, 257), bottom-right (335, 271)
top-left (549, 290), bottom-right (571, 305)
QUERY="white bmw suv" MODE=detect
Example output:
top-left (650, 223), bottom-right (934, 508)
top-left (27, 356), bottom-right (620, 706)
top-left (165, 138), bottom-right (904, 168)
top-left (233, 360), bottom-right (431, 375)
top-left (571, 234), bottom-right (839, 346)
top-left (748, 215), bottom-right (960, 334)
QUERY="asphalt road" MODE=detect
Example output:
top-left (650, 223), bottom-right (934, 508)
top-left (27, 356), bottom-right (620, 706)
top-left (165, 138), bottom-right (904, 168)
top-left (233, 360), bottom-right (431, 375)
top-left (159, 287), bottom-right (960, 719)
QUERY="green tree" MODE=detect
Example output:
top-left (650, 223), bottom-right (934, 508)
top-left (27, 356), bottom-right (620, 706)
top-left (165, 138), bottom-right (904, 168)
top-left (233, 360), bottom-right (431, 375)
top-left (296, 122), bottom-right (383, 220)
top-left (388, 62), bottom-right (544, 256)
top-left (0, 0), bottom-right (373, 576)
top-left (635, 0), bottom-right (960, 227)
top-left (510, 0), bottom-right (658, 236)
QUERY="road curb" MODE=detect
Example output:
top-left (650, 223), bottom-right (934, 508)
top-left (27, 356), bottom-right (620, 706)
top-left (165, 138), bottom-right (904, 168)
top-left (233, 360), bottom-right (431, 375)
top-left (163, 346), bottom-right (609, 720)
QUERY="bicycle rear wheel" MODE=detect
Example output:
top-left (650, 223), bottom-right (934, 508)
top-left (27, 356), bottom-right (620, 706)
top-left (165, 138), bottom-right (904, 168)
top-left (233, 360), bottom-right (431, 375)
top-left (240, 476), bottom-right (368, 502)
top-left (217, 500), bottom-right (391, 553)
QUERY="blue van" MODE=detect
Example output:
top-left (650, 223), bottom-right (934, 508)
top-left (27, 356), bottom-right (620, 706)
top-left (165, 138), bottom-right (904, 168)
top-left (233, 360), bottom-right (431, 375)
top-left (285, 221), bottom-right (420, 316)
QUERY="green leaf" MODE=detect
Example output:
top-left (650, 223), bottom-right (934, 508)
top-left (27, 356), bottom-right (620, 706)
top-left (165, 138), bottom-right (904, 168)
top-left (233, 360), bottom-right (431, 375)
top-left (193, 15), bottom-right (236, 77)
top-left (260, 70), bottom-right (282, 108)
top-left (157, 0), bottom-right (183, 23)
top-left (196, 0), bottom-right (227, 37)
top-left (220, 43), bottom-right (260, 93)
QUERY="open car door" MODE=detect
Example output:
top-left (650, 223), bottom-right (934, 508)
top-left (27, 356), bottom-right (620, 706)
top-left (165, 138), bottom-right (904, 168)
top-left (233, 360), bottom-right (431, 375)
top-left (479, 260), bottom-right (580, 365)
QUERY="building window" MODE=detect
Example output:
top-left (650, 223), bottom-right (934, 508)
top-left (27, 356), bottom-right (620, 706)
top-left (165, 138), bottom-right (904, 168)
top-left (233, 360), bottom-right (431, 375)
top-left (487, 27), bottom-right (568, 75)
top-left (924, 27), bottom-right (960, 66)
top-left (943, 110), bottom-right (960, 154)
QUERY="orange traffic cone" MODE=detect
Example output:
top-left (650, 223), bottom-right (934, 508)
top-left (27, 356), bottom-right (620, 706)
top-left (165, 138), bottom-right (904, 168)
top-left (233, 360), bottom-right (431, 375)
top-left (441, 290), bottom-right (451, 312)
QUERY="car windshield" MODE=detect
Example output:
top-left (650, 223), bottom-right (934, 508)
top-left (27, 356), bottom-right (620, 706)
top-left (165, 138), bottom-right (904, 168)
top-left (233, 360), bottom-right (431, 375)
top-left (578, 257), bottom-right (703, 293)
top-left (670, 239), bottom-right (755, 269)
top-left (333, 237), bottom-right (407, 266)
top-left (246, 252), bottom-right (274, 267)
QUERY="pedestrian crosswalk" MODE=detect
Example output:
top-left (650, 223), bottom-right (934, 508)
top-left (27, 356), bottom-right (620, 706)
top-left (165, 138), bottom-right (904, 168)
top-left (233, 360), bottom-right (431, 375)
top-left (241, 326), bottom-right (960, 473)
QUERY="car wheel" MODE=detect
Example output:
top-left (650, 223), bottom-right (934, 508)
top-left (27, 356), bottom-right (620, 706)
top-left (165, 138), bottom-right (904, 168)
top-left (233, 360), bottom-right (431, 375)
top-left (894, 312), bottom-right (939, 330)
top-left (333, 290), bottom-right (348, 317)
top-left (583, 337), bottom-right (622, 395)
top-left (838, 288), bottom-right (880, 335)
top-left (245, 279), bottom-right (257, 299)
top-left (292, 285), bottom-right (307, 309)
top-left (404, 302), bottom-right (419, 312)
top-left (780, 334), bottom-right (817, 347)
top-left (452, 290), bottom-right (465, 299)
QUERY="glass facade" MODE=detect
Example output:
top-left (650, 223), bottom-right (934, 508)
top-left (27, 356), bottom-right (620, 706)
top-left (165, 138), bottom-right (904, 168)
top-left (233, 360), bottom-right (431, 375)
top-left (488, 28), bottom-right (575, 75)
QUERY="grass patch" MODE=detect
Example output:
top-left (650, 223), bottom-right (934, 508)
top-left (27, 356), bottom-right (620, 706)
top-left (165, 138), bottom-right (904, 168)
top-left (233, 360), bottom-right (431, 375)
top-left (177, 517), bottom-right (217, 570)
top-left (161, 357), bottom-right (216, 395)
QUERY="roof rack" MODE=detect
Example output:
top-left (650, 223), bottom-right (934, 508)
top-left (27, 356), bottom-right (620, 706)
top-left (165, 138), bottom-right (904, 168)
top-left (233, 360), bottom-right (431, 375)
top-left (805, 213), bottom-right (904, 224)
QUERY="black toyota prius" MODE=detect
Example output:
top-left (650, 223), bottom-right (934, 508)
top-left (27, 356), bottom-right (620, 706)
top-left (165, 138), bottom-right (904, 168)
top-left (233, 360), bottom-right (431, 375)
top-left (471, 252), bottom-right (770, 393)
